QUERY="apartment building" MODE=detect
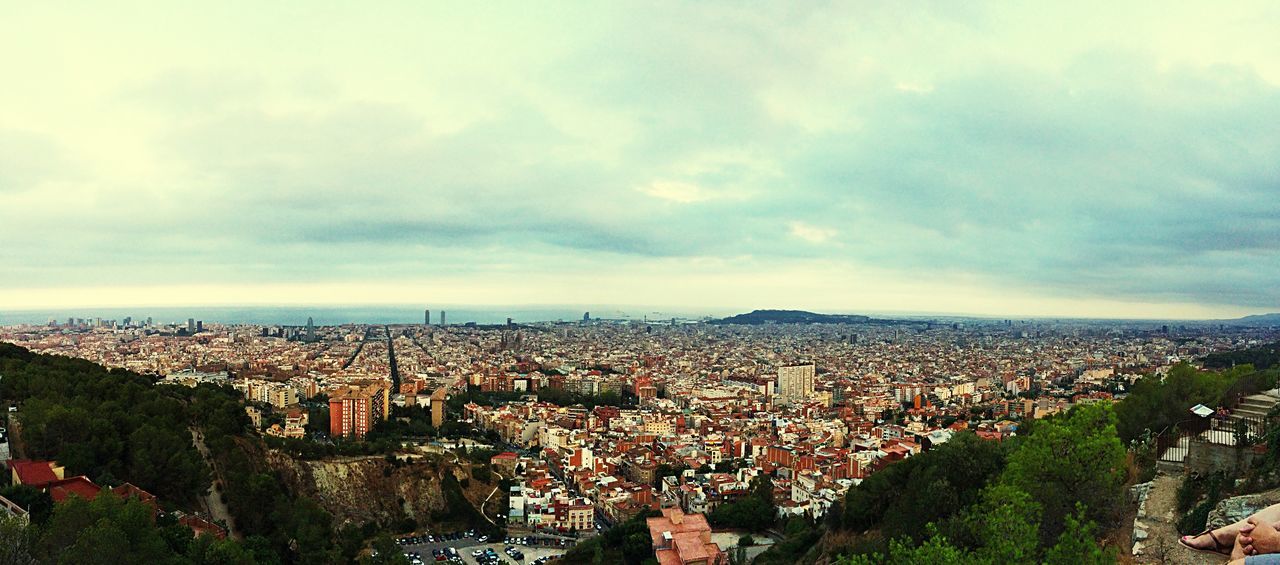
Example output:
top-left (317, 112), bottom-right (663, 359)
top-left (777, 363), bottom-right (815, 405)
top-left (328, 382), bottom-right (390, 438)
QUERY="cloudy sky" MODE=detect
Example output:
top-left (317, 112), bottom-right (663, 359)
top-left (2, 2), bottom-right (1278, 318)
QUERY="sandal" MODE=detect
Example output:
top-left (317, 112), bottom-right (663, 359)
top-left (1178, 529), bottom-right (1232, 556)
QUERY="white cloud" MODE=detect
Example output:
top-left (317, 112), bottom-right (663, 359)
top-left (895, 81), bottom-right (935, 94)
top-left (638, 180), bottom-right (715, 203)
top-left (1, 3), bottom-right (1279, 315)
top-left (789, 222), bottom-right (838, 244)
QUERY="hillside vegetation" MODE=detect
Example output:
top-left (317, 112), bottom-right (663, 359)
top-left (0, 344), bottom-right (442, 563)
top-left (825, 404), bottom-right (1123, 564)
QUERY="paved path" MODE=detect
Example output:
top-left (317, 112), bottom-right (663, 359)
top-left (5, 411), bottom-right (27, 460)
top-left (479, 485), bottom-right (501, 525)
top-left (190, 427), bottom-right (242, 540)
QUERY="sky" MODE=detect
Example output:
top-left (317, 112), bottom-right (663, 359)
top-left (1, 2), bottom-right (1278, 319)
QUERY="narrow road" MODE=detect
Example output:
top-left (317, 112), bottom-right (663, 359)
top-left (6, 411), bottom-right (27, 460)
top-left (386, 326), bottom-right (401, 391)
top-left (190, 427), bottom-right (242, 540)
top-left (342, 339), bottom-right (366, 370)
top-left (481, 485), bottom-right (500, 525)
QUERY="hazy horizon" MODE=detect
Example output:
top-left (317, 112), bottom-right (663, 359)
top-left (3, 303), bottom-right (1276, 327)
top-left (3, 3), bottom-right (1279, 319)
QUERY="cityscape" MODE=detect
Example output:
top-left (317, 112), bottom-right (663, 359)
top-left (3, 2), bottom-right (1280, 565)
top-left (3, 307), bottom-right (1279, 563)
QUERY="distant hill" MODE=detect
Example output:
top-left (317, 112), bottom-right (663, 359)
top-left (712, 309), bottom-right (889, 325)
top-left (1202, 341), bottom-right (1280, 370)
top-left (1226, 313), bottom-right (1280, 327)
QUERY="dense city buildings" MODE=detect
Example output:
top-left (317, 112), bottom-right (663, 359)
top-left (3, 313), bottom-right (1278, 539)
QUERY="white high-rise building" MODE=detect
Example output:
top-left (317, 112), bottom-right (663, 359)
top-left (778, 363), bottom-right (816, 405)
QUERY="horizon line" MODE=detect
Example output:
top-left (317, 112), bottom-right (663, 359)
top-left (2, 302), bottom-right (1275, 324)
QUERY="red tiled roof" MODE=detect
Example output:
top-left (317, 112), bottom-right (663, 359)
top-left (113, 483), bottom-right (158, 506)
top-left (180, 515), bottom-right (228, 540)
top-left (47, 476), bottom-right (102, 503)
top-left (7, 460), bottom-right (60, 487)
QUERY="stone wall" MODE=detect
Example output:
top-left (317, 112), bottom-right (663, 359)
top-left (1129, 480), bottom-right (1154, 556)
top-left (1186, 439), bottom-right (1255, 475)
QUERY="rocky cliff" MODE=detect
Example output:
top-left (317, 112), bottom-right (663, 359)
top-left (263, 451), bottom-right (460, 527)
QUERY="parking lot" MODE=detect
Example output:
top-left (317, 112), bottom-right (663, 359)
top-left (394, 531), bottom-right (571, 565)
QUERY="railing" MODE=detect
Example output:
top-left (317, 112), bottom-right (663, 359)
top-left (1156, 413), bottom-right (1269, 465)
top-left (1203, 413), bottom-right (1268, 446)
top-left (1157, 431), bottom-right (1190, 464)
top-left (0, 494), bottom-right (28, 520)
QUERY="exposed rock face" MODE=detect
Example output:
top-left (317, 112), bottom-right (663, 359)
top-left (264, 450), bottom-right (449, 526)
top-left (1207, 489), bottom-right (1280, 530)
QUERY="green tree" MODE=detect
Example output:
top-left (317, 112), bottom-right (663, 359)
top-left (653, 463), bottom-right (688, 488)
top-left (0, 485), bottom-right (54, 525)
top-left (38, 492), bottom-right (174, 564)
top-left (843, 432), bottom-right (1006, 541)
top-left (60, 518), bottom-right (133, 565)
top-left (708, 474), bottom-right (777, 531)
top-left (1001, 403), bottom-right (1125, 541)
top-left (0, 513), bottom-right (38, 565)
top-left (622, 532), bottom-right (653, 563)
top-left (969, 484), bottom-right (1041, 564)
top-left (839, 529), bottom-right (970, 565)
top-left (1115, 363), bottom-right (1265, 443)
top-left (187, 535), bottom-right (260, 565)
top-left (1044, 504), bottom-right (1113, 565)
top-left (361, 534), bottom-right (410, 564)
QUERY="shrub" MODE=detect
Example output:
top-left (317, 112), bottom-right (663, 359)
top-left (1176, 474), bottom-right (1203, 513)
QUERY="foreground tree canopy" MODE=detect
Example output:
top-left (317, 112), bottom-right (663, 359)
top-left (834, 403), bottom-right (1124, 564)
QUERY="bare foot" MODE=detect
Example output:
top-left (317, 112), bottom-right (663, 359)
top-left (1181, 529), bottom-right (1232, 555)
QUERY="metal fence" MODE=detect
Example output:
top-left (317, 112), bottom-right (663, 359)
top-left (1156, 413), bottom-right (1268, 465)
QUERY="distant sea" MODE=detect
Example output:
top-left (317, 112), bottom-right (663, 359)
top-left (0, 305), bottom-right (721, 327)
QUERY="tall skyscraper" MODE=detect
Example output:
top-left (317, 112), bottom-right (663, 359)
top-left (778, 363), bottom-right (816, 405)
top-left (440, 311), bottom-right (447, 326)
top-left (306, 317), bottom-right (315, 342)
top-left (196, 320), bottom-right (204, 332)
top-left (424, 309), bottom-right (431, 326)
top-left (187, 318), bottom-right (195, 333)
top-left (583, 312), bottom-right (590, 321)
